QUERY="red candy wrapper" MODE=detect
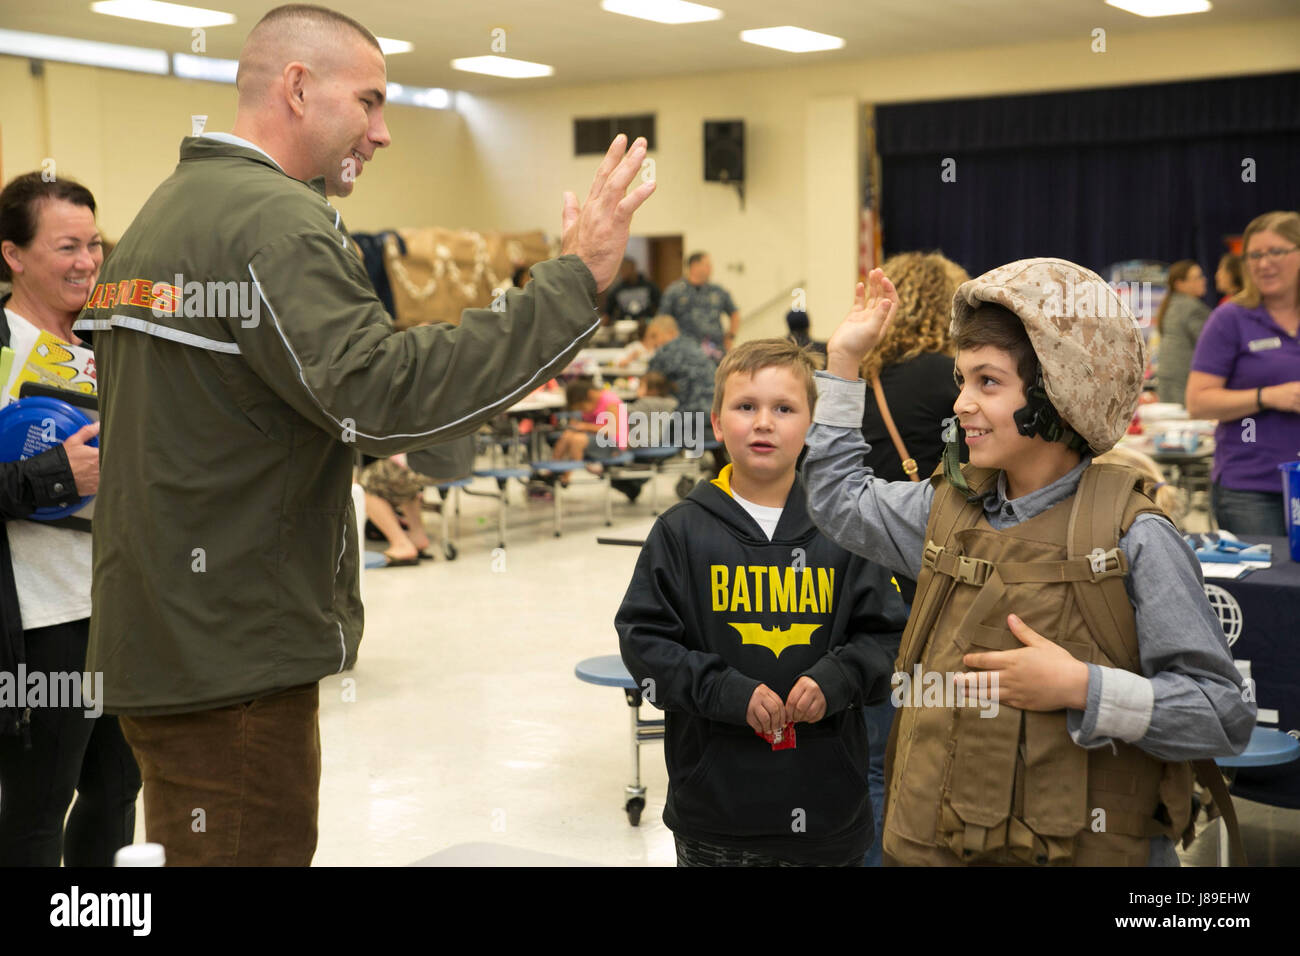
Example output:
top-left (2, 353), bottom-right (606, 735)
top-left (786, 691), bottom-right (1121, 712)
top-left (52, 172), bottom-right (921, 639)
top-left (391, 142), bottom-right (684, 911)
top-left (757, 721), bottom-right (797, 751)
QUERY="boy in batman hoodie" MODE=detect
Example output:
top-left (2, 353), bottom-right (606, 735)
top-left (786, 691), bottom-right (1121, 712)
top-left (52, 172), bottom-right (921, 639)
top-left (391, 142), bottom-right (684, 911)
top-left (616, 339), bottom-right (908, 866)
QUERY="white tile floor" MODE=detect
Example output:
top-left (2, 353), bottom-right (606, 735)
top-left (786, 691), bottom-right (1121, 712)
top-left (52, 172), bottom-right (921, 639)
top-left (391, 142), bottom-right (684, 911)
top-left (318, 471), bottom-right (680, 866)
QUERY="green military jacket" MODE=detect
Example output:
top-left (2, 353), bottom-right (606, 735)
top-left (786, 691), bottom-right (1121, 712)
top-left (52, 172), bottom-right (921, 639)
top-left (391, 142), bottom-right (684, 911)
top-left (75, 137), bottom-right (600, 714)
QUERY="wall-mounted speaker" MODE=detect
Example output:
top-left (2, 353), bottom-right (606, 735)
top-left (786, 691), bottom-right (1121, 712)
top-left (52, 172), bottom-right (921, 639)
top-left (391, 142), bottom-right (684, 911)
top-left (704, 120), bottom-right (744, 183)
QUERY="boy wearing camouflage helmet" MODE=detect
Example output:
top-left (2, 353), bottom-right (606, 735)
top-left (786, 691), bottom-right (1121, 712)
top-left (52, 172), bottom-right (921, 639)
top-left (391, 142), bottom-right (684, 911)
top-left (803, 259), bottom-right (1254, 867)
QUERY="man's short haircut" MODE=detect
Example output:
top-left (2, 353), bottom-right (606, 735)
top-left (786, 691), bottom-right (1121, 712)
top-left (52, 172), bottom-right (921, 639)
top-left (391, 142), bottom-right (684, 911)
top-left (0, 172), bottom-right (97, 282)
top-left (251, 4), bottom-right (379, 48)
top-left (648, 315), bottom-right (678, 337)
top-left (950, 302), bottom-right (1038, 392)
top-left (237, 4), bottom-right (381, 94)
top-left (712, 338), bottom-right (817, 418)
top-left (686, 251), bottom-right (708, 269)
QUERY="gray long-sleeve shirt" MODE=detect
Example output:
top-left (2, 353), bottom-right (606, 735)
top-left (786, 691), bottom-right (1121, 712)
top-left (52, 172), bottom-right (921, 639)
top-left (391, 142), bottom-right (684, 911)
top-left (803, 372), bottom-right (1256, 865)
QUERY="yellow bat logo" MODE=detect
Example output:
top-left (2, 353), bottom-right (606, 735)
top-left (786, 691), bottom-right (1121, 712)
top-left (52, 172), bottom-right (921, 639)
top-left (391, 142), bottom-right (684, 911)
top-left (729, 622), bottom-right (821, 658)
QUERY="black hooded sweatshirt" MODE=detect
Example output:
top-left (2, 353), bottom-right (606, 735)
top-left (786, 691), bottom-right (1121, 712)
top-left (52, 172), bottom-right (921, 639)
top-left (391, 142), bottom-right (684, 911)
top-left (616, 468), bottom-right (907, 864)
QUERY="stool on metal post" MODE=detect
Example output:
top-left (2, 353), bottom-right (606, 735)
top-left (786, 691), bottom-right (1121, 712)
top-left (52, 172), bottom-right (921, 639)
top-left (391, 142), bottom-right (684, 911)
top-left (575, 654), bottom-right (664, 826)
top-left (1213, 727), bottom-right (1300, 865)
top-left (432, 477), bottom-right (472, 560)
top-left (626, 445), bottom-right (681, 514)
top-left (467, 467), bottom-right (531, 548)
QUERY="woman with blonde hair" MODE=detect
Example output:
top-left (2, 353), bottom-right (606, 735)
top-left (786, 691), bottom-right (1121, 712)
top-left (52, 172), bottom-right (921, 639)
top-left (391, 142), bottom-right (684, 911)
top-left (1094, 445), bottom-right (1187, 529)
top-left (1154, 259), bottom-right (1210, 406)
top-left (1187, 210), bottom-right (1300, 536)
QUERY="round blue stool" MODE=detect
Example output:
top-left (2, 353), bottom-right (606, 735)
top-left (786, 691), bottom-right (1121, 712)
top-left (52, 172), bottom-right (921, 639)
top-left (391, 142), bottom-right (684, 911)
top-left (575, 654), bottom-right (664, 826)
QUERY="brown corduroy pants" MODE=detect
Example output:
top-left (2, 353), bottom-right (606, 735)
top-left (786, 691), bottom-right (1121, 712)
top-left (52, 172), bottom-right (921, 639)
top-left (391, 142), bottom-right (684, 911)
top-left (119, 682), bottom-right (321, 866)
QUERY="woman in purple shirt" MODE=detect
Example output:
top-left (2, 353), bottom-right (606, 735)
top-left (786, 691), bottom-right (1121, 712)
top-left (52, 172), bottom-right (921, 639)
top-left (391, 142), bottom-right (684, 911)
top-left (1187, 211), bottom-right (1300, 536)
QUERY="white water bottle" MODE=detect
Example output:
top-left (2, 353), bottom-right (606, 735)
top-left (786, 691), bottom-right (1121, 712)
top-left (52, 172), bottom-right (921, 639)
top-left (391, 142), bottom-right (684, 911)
top-left (114, 843), bottom-right (165, 866)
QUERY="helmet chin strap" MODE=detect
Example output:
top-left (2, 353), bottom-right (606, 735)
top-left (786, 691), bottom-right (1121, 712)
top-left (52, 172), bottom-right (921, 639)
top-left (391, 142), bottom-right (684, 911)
top-left (943, 369), bottom-right (1088, 497)
top-left (1012, 369), bottom-right (1090, 452)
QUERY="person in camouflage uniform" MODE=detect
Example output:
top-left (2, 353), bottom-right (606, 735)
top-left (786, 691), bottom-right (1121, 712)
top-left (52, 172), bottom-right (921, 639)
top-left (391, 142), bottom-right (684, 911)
top-left (646, 315), bottom-right (716, 419)
top-left (660, 251), bottom-right (739, 357)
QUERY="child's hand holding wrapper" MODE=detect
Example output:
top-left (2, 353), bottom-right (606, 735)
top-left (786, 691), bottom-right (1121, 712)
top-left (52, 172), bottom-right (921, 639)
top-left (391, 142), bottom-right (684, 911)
top-left (747, 677), bottom-right (828, 750)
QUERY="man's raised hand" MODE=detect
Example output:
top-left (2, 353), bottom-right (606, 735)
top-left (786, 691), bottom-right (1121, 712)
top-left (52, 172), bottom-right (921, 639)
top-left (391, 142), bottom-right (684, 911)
top-left (561, 135), bottom-right (657, 293)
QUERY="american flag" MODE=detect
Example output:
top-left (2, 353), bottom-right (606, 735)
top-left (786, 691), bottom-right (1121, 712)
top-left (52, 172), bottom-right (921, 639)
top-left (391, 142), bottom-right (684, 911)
top-left (859, 115), bottom-right (882, 280)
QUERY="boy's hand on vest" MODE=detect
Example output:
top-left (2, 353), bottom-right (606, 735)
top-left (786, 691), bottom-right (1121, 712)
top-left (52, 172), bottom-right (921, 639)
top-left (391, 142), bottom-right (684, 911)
top-left (786, 676), bottom-right (827, 724)
top-left (747, 684), bottom-right (787, 736)
top-left (958, 613), bottom-right (1090, 712)
top-left (826, 268), bottom-right (897, 378)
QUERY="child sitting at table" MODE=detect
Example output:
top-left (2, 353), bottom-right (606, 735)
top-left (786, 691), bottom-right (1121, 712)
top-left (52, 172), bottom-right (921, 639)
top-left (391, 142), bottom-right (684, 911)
top-left (549, 377), bottom-right (628, 486)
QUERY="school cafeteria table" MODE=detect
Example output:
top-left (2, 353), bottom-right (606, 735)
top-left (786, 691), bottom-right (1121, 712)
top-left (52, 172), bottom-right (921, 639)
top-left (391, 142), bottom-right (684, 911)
top-left (1210, 536), bottom-right (1300, 808)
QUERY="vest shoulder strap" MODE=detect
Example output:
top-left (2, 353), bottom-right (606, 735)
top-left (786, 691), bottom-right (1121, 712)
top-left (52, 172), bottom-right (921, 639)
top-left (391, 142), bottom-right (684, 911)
top-left (925, 464), bottom-right (999, 548)
top-left (1064, 463), bottom-right (1157, 674)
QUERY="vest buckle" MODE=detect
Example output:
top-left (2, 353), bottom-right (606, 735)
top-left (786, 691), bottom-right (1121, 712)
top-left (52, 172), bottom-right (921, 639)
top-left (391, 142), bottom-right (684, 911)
top-left (955, 555), bottom-right (990, 587)
top-left (922, 541), bottom-right (943, 569)
top-left (1086, 547), bottom-right (1124, 582)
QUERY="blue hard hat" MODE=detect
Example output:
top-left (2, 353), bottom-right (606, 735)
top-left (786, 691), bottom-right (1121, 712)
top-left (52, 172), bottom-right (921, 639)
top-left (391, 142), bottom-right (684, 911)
top-left (0, 395), bottom-right (97, 520)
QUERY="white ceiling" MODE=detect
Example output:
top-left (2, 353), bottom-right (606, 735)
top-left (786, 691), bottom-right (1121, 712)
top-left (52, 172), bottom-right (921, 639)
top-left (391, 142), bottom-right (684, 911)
top-left (0, 0), bottom-right (1294, 94)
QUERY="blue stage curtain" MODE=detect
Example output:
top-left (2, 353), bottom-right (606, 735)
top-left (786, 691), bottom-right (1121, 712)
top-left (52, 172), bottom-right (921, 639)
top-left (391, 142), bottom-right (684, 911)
top-left (876, 72), bottom-right (1300, 283)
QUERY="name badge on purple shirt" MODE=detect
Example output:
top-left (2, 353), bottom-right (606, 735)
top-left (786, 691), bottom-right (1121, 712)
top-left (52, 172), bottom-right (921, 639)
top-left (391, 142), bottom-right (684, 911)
top-left (1247, 336), bottom-right (1282, 352)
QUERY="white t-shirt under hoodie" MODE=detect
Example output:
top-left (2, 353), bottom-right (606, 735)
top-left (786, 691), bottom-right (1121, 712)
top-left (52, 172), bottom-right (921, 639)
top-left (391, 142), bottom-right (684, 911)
top-left (729, 488), bottom-right (784, 541)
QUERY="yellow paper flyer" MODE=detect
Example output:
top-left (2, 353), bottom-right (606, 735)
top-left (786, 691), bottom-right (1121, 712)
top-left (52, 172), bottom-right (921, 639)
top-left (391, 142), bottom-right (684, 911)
top-left (8, 331), bottom-right (97, 400)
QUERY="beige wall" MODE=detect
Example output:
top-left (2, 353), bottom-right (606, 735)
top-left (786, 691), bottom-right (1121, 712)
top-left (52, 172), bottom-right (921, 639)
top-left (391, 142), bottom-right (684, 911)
top-left (0, 59), bottom-right (475, 240)
top-left (2, 14), bottom-right (1297, 339)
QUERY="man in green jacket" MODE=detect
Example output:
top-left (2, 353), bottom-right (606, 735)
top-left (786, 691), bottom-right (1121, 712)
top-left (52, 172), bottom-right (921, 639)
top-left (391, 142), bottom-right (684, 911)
top-left (73, 4), bottom-right (655, 865)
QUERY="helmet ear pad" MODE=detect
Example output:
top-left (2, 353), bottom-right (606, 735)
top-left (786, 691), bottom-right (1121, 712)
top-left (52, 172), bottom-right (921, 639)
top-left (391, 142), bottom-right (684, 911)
top-left (1012, 369), bottom-right (1089, 451)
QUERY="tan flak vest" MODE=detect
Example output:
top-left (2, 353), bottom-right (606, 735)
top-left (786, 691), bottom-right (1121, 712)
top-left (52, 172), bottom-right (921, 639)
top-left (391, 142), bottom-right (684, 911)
top-left (882, 462), bottom-right (1235, 867)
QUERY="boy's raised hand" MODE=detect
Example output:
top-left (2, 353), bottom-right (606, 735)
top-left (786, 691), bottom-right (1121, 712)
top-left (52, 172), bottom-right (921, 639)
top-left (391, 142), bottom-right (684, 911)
top-left (747, 684), bottom-right (787, 736)
top-left (825, 268), bottom-right (897, 379)
top-left (957, 614), bottom-right (1090, 712)
top-left (786, 676), bottom-right (826, 724)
